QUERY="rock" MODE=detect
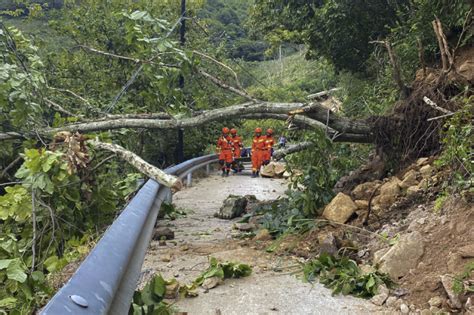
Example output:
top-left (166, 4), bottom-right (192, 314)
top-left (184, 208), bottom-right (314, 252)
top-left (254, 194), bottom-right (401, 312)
top-left (153, 227), bottom-right (174, 240)
top-left (164, 281), bottom-right (180, 299)
top-left (377, 177), bottom-right (402, 207)
top-left (352, 181), bottom-right (379, 200)
top-left (385, 296), bottom-right (398, 308)
top-left (392, 288), bottom-right (409, 297)
top-left (429, 306), bottom-right (440, 313)
top-left (416, 157), bottom-right (429, 166)
top-left (466, 297), bottom-right (474, 312)
top-left (428, 296), bottom-right (443, 308)
top-left (440, 274), bottom-right (463, 309)
top-left (378, 231), bottom-right (425, 279)
top-left (373, 248), bottom-right (390, 264)
top-left (406, 185), bottom-right (420, 196)
top-left (360, 264), bottom-right (376, 275)
top-left (458, 244), bottom-right (474, 258)
top-left (322, 192), bottom-right (358, 223)
top-left (458, 59), bottom-right (474, 82)
top-left (236, 223), bottom-right (257, 232)
top-left (400, 170), bottom-right (419, 189)
top-left (202, 276), bottom-right (222, 290)
top-left (446, 252), bottom-right (463, 273)
top-left (161, 254), bottom-right (172, 262)
top-left (254, 229), bottom-right (272, 241)
top-left (370, 284), bottom-right (389, 306)
top-left (355, 199), bottom-right (369, 209)
top-left (418, 179), bottom-right (428, 190)
top-left (159, 240), bottom-right (167, 246)
top-left (400, 303), bottom-right (409, 314)
top-left (215, 195), bottom-right (248, 219)
top-left (420, 165), bottom-right (434, 178)
top-left (420, 309), bottom-right (431, 315)
top-left (261, 163), bottom-right (276, 178)
top-left (318, 232), bottom-right (339, 256)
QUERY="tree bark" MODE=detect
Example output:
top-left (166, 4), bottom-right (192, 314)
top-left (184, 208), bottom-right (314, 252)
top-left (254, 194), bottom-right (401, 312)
top-left (89, 140), bottom-right (183, 191)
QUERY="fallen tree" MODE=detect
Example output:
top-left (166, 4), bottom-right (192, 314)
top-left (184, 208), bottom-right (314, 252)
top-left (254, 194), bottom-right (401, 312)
top-left (0, 101), bottom-right (372, 141)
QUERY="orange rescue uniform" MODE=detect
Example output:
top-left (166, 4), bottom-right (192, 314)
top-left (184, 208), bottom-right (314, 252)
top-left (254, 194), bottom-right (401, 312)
top-left (217, 135), bottom-right (233, 171)
top-left (263, 136), bottom-right (274, 164)
top-left (231, 135), bottom-right (243, 159)
top-left (251, 135), bottom-right (266, 172)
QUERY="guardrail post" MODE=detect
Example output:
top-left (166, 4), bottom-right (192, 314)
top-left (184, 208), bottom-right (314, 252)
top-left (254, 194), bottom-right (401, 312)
top-left (165, 189), bottom-right (172, 204)
top-left (186, 172), bottom-right (192, 187)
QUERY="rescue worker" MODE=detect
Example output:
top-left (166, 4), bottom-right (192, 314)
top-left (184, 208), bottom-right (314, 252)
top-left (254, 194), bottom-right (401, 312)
top-left (217, 127), bottom-right (233, 177)
top-left (263, 128), bottom-right (274, 165)
top-left (230, 128), bottom-right (243, 172)
top-left (251, 127), bottom-right (266, 178)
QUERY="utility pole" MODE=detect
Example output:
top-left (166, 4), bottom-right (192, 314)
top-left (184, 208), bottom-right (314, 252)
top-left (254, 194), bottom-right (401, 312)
top-left (175, 0), bottom-right (186, 163)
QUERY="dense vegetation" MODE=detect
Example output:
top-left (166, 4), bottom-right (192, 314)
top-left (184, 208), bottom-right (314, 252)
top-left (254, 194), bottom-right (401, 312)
top-left (0, 0), bottom-right (472, 313)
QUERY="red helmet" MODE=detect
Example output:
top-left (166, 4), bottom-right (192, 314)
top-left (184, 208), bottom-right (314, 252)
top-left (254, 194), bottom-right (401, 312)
top-left (255, 127), bottom-right (262, 133)
top-left (230, 128), bottom-right (237, 134)
top-left (222, 127), bottom-right (230, 134)
top-left (266, 128), bottom-right (273, 135)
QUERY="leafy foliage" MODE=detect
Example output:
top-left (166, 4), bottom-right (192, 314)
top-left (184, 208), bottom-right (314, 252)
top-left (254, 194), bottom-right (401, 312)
top-left (129, 274), bottom-right (171, 315)
top-left (303, 253), bottom-right (393, 298)
top-left (194, 257), bottom-right (252, 285)
top-left (435, 99), bottom-right (473, 191)
top-left (452, 261), bottom-right (474, 294)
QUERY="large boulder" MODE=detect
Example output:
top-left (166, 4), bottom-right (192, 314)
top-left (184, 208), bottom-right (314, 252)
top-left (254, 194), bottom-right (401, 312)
top-left (322, 193), bottom-right (358, 223)
top-left (214, 195), bottom-right (248, 219)
top-left (352, 181), bottom-right (379, 200)
top-left (376, 231), bottom-right (425, 279)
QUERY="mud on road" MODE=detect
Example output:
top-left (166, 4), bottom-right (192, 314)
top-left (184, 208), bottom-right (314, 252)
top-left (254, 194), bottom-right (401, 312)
top-left (141, 170), bottom-right (384, 315)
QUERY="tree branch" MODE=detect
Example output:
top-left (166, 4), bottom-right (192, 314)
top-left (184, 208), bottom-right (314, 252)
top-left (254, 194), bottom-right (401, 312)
top-left (370, 40), bottom-right (409, 98)
top-left (88, 140), bottom-right (183, 191)
top-left (307, 88), bottom-right (341, 100)
top-left (273, 142), bottom-right (314, 160)
top-left (422, 96), bottom-right (453, 114)
top-left (197, 69), bottom-right (256, 102)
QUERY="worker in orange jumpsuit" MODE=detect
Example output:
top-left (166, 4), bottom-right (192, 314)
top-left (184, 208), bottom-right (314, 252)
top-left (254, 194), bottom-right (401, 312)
top-left (217, 127), bottom-right (233, 177)
top-left (262, 128), bottom-right (274, 165)
top-left (251, 127), bottom-right (266, 178)
top-left (230, 128), bottom-right (243, 172)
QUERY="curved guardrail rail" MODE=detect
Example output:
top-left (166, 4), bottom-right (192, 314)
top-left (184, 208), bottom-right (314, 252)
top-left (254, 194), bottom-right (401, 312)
top-left (41, 154), bottom-right (219, 315)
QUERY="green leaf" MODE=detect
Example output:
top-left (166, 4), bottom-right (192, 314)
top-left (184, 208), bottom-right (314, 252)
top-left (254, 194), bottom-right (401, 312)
top-left (6, 259), bottom-right (27, 283)
top-left (0, 297), bottom-right (17, 308)
top-left (365, 275), bottom-right (375, 291)
top-left (152, 275), bottom-right (166, 298)
top-left (0, 259), bottom-right (13, 269)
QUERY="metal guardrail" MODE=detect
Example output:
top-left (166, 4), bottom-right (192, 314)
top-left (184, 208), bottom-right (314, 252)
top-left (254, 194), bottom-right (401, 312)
top-left (41, 154), bottom-right (219, 315)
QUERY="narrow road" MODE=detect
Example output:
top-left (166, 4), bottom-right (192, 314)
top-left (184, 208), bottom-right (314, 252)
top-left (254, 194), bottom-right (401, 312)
top-left (142, 167), bottom-right (384, 315)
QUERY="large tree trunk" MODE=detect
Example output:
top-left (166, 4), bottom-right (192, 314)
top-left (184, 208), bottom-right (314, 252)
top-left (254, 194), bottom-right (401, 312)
top-left (0, 101), bottom-right (372, 141)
